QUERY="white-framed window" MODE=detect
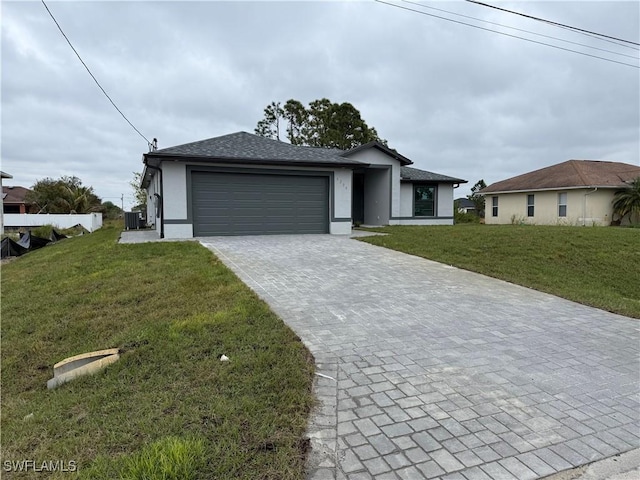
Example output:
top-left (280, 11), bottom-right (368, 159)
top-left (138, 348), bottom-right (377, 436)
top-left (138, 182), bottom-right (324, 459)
top-left (558, 192), bottom-right (567, 217)
top-left (527, 194), bottom-right (535, 217)
top-left (492, 196), bottom-right (498, 217)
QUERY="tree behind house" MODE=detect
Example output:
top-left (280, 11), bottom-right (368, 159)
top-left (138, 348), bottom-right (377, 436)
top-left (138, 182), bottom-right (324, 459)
top-left (25, 176), bottom-right (101, 214)
top-left (255, 98), bottom-right (386, 149)
top-left (130, 172), bottom-right (148, 212)
top-left (100, 201), bottom-right (123, 220)
top-left (255, 101), bottom-right (284, 140)
top-left (467, 179), bottom-right (487, 218)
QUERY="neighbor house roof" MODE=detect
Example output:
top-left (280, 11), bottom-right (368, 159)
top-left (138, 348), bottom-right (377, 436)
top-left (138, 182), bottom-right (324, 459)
top-left (482, 160), bottom-right (640, 194)
top-left (1, 171), bottom-right (13, 179)
top-left (2, 186), bottom-right (31, 204)
top-left (401, 166), bottom-right (466, 184)
top-left (454, 197), bottom-right (475, 208)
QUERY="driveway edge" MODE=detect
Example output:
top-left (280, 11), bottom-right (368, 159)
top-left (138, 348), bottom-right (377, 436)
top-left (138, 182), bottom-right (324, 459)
top-left (306, 358), bottom-right (339, 480)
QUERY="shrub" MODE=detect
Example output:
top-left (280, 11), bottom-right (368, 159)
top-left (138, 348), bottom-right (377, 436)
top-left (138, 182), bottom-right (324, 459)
top-left (454, 210), bottom-right (480, 224)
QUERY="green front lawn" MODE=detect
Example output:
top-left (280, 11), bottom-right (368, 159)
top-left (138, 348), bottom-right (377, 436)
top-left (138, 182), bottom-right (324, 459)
top-left (1, 223), bottom-right (314, 479)
top-left (359, 225), bottom-right (640, 318)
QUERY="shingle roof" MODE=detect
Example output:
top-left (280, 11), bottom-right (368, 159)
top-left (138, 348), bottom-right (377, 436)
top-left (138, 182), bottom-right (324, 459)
top-left (148, 131), bottom-right (363, 165)
top-left (482, 160), bottom-right (640, 194)
top-left (142, 131), bottom-right (467, 186)
top-left (455, 197), bottom-right (475, 208)
top-left (401, 166), bottom-right (466, 183)
top-left (2, 186), bottom-right (31, 204)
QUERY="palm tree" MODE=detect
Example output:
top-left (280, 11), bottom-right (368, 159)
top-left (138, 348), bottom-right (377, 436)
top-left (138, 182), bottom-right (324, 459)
top-left (61, 185), bottom-right (100, 214)
top-left (612, 176), bottom-right (640, 224)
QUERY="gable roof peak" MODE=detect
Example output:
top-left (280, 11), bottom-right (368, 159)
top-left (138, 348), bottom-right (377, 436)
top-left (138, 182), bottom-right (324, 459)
top-left (342, 141), bottom-right (413, 165)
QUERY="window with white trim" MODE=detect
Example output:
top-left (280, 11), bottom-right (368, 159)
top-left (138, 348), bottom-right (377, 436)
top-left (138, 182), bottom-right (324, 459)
top-left (527, 194), bottom-right (535, 217)
top-left (558, 192), bottom-right (567, 217)
top-left (491, 196), bottom-right (498, 217)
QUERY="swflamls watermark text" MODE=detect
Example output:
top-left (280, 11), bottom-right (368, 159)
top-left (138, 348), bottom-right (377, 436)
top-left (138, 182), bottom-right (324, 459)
top-left (3, 460), bottom-right (77, 473)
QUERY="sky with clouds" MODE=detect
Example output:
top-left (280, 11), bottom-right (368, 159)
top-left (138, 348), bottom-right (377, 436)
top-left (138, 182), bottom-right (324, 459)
top-left (2, 1), bottom-right (638, 210)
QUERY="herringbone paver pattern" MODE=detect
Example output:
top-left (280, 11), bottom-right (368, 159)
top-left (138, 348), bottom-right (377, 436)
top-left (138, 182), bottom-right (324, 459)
top-left (200, 234), bottom-right (639, 480)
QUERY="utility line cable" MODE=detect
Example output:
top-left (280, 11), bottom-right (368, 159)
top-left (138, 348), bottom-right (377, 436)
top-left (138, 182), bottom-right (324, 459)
top-left (550, 24), bottom-right (638, 52)
top-left (41, 0), bottom-right (152, 146)
top-left (401, 0), bottom-right (638, 59)
top-left (466, 0), bottom-right (640, 47)
top-left (375, 0), bottom-right (639, 69)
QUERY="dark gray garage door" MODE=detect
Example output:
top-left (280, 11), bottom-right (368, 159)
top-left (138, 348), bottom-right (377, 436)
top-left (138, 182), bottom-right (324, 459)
top-left (191, 172), bottom-right (329, 236)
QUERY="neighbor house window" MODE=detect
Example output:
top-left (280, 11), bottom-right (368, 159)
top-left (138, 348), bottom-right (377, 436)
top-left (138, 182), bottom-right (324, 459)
top-left (492, 196), bottom-right (498, 217)
top-left (414, 185), bottom-right (435, 216)
top-left (558, 192), bottom-right (567, 217)
top-left (527, 194), bottom-right (535, 217)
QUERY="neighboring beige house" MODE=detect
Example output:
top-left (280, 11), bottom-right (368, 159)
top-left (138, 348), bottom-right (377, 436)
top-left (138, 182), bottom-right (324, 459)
top-left (481, 160), bottom-right (640, 226)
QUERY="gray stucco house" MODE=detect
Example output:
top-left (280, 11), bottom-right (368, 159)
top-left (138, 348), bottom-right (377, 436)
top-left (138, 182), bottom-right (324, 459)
top-left (141, 132), bottom-right (466, 237)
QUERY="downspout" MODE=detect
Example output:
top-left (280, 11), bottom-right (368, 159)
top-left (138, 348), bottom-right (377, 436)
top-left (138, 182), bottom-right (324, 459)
top-left (144, 161), bottom-right (164, 238)
top-left (582, 187), bottom-right (598, 226)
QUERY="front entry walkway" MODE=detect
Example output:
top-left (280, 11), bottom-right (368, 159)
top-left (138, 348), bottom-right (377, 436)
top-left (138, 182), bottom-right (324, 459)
top-left (199, 235), bottom-right (639, 480)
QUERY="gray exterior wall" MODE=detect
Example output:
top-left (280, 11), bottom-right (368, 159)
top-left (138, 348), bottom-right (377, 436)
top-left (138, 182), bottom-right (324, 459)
top-left (437, 184), bottom-right (455, 217)
top-left (396, 182), bottom-right (456, 225)
top-left (347, 149), bottom-right (401, 219)
top-left (364, 168), bottom-right (391, 225)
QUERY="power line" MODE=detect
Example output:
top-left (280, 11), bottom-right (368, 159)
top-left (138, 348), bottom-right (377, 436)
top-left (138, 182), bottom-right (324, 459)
top-left (374, 0), bottom-right (639, 69)
top-left (41, 0), bottom-right (152, 146)
top-left (536, 21), bottom-right (640, 52)
top-left (545, 23), bottom-right (639, 52)
top-left (401, 0), bottom-right (638, 59)
top-left (466, 0), bottom-right (640, 48)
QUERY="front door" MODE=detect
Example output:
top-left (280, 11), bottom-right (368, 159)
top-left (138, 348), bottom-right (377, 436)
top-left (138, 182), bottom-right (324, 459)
top-left (352, 173), bottom-right (365, 225)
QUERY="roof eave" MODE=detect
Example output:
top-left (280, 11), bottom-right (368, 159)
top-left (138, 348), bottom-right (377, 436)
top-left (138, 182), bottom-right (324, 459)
top-left (143, 153), bottom-right (365, 169)
top-left (480, 185), bottom-right (625, 195)
top-left (401, 178), bottom-right (467, 184)
top-left (140, 164), bottom-right (151, 189)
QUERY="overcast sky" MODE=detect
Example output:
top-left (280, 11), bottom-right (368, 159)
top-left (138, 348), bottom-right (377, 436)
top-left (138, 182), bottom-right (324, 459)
top-left (2, 1), bottom-right (638, 209)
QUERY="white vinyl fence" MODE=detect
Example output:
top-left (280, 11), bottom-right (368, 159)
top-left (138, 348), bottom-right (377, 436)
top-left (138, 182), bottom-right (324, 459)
top-left (4, 213), bottom-right (103, 232)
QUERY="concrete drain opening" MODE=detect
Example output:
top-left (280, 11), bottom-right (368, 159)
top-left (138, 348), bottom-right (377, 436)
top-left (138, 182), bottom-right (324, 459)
top-left (47, 348), bottom-right (120, 389)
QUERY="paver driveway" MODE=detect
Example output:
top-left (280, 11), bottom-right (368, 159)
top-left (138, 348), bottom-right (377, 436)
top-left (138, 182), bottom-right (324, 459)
top-left (200, 234), bottom-right (639, 480)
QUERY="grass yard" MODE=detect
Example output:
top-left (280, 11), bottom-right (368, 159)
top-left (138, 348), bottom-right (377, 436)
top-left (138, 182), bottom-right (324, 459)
top-left (1, 223), bottom-right (314, 479)
top-left (359, 225), bottom-right (640, 319)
